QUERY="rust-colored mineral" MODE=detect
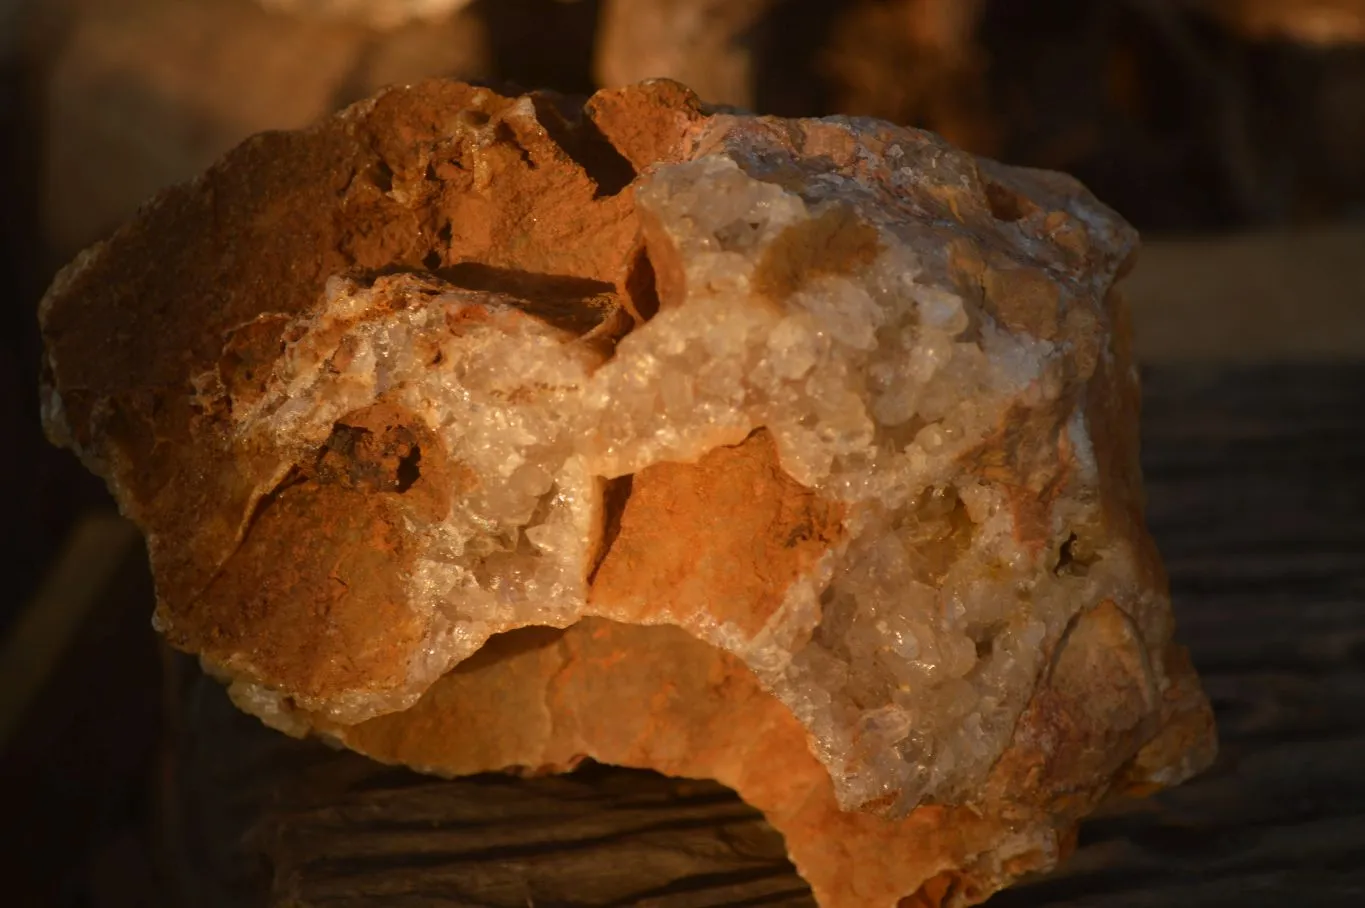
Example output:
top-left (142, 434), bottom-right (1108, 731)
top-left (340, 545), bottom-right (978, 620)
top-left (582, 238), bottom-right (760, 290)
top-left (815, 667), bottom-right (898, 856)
top-left (38, 79), bottom-right (1215, 906)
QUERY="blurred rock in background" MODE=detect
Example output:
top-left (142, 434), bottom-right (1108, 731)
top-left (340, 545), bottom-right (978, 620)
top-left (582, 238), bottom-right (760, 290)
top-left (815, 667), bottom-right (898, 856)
top-left (38, 0), bottom-right (488, 260)
top-left (595, 0), bottom-right (775, 109)
top-left (1200, 0), bottom-right (1365, 44)
top-left (256, 0), bottom-right (475, 30)
top-left (20, 0), bottom-right (1365, 264)
top-left (822, 0), bottom-right (994, 152)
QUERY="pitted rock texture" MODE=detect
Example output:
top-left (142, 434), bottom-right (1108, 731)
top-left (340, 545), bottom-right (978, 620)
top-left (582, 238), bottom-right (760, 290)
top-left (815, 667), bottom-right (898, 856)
top-left (38, 79), bottom-right (1215, 907)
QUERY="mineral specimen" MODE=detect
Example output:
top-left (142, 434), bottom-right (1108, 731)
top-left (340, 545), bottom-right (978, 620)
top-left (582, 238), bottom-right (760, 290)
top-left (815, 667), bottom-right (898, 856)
top-left (38, 79), bottom-right (1215, 906)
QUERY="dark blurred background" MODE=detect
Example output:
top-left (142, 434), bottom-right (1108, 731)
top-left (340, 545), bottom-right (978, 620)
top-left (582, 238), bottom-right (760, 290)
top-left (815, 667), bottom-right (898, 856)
top-left (1, 0), bottom-right (1363, 905)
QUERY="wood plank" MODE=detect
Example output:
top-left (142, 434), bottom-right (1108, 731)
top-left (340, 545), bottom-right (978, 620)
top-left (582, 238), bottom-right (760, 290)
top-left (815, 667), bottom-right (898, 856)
top-left (164, 664), bottom-right (812, 907)
top-left (1125, 228), bottom-right (1365, 363)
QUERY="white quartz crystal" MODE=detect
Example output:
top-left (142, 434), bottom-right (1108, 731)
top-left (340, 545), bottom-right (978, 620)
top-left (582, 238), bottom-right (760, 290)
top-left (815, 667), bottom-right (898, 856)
top-left (224, 120), bottom-right (1146, 814)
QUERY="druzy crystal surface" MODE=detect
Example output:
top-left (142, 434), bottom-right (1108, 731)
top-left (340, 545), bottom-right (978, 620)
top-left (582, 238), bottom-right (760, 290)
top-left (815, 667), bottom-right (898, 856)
top-left (38, 80), bottom-right (1214, 907)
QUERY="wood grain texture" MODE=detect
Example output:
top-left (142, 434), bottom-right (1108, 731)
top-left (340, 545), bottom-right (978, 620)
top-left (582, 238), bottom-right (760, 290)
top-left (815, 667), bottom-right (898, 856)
top-left (165, 669), bottom-right (812, 908)
top-left (166, 363), bottom-right (1365, 907)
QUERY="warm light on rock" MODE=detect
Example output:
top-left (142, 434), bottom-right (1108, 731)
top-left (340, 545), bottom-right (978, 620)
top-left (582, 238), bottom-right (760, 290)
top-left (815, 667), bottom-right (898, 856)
top-left (38, 79), bottom-right (1215, 907)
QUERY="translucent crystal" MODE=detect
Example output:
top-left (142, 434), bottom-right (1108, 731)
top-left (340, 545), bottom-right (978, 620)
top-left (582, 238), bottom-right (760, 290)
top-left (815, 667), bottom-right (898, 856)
top-left (200, 125), bottom-right (1159, 812)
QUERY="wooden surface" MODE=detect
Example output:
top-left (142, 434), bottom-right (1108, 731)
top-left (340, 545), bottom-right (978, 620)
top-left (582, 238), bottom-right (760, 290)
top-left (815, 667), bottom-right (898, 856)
top-left (152, 361), bottom-right (1365, 907)
top-left (1125, 227), bottom-right (1365, 363)
top-left (166, 686), bottom-right (808, 908)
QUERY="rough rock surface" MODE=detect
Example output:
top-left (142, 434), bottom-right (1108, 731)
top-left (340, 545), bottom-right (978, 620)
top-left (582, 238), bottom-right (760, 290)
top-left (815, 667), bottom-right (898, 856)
top-left (38, 79), bottom-right (1215, 906)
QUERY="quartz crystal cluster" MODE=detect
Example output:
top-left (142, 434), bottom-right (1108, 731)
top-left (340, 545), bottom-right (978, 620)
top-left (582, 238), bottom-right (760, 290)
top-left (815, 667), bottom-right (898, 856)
top-left (38, 79), bottom-right (1215, 907)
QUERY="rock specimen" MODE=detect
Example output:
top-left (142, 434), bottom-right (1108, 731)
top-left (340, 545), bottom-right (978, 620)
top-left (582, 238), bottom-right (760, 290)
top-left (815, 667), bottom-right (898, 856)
top-left (38, 78), bottom-right (1215, 906)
